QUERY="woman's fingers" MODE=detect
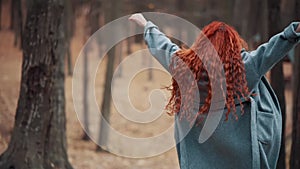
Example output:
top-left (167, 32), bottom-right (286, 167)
top-left (128, 13), bottom-right (147, 27)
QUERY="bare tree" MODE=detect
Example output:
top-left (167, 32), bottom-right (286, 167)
top-left (0, 0), bottom-right (73, 168)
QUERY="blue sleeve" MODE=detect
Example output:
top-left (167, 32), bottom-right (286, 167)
top-left (144, 21), bottom-right (180, 71)
top-left (244, 22), bottom-right (300, 77)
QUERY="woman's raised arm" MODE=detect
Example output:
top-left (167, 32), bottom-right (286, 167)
top-left (243, 22), bottom-right (300, 79)
top-left (129, 13), bottom-right (180, 71)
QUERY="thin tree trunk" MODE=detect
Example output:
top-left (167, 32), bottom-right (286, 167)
top-left (0, 0), bottom-right (2, 30)
top-left (65, 0), bottom-right (74, 76)
top-left (81, 0), bottom-right (102, 141)
top-left (148, 55), bottom-right (153, 81)
top-left (97, 0), bottom-right (119, 151)
top-left (0, 0), bottom-right (73, 168)
top-left (10, 0), bottom-right (15, 30)
top-left (13, 0), bottom-right (23, 49)
top-left (267, 0), bottom-right (286, 168)
top-left (176, 0), bottom-right (185, 46)
top-left (232, 0), bottom-right (247, 38)
top-left (82, 47), bottom-right (90, 140)
top-left (97, 46), bottom-right (115, 151)
top-left (126, 22), bottom-right (134, 55)
top-left (115, 42), bottom-right (123, 78)
top-left (66, 44), bottom-right (72, 76)
top-left (88, 0), bottom-right (101, 35)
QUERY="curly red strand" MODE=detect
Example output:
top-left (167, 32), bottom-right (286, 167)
top-left (165, 21), bottom-right (250, 122)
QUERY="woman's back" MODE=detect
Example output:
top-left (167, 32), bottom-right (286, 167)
top-left (129, 13), bottom-right (300, 169)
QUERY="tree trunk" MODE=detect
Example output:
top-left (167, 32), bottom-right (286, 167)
top-left (126, 23), bottom-right (134, 55)
top-left (271, 61), bottom-right (286, 169)
top-left (0, 0), bottom-right (73, 168)
top-left (290, 1), bottom-right (300, 168)
top-left (115, 42), bottom-right (123, 78)
top-left (65, 46), bottom-right (72, 78)
top-left (81, 0), bottom-right (102, 140)
top-left (82, 47), bottom-right (91, 141)
top-left (290, 45), bottom-right (300, 169)
top-left (0, 0), bottom-right (2, 30)
top-left (267, 0), bottom-right (286, 169)
top-left (13, 0), bottom-right (23, 49)
top-left (97, 0), bottom-right (120, 151)
top-left (10, 0), bottom-right (15, 30)
top-left (97, 45), bottom-right (116, 151)
top-left (176, 0), bottom-right (185, 46)
top-left (65, 0), bottom-right (74, 76)
top-left (148, 55), bottom-right (153, 81)
top-left (232, 0), bottom-right (249, 38)
top-left (88, 0), bottom-right (101, 35)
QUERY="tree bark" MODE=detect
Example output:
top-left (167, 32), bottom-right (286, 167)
top-left (0, 0), bottom-right (73, 168)
top-left (271, 61), bottom-right (286, 169)
top-left (290, 44), bottom-right (300, 169)
top-left (267, 0), bottom-right (286, 169)
top-left (290, 1), bottom-right (300, 168)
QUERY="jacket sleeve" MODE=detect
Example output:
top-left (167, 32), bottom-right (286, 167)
top-left (144, 21), bottom-right (180, 71)
top-left (243, 22), bottom-right (300, 77)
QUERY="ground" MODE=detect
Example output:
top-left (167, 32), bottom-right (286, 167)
top-left (0, 2), bottom-right (179, 169)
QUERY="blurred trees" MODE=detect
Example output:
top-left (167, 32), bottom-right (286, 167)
top-left (0, 0), bottom-right (73, 168)
top-left (0, 0), bottom-right (299, 168)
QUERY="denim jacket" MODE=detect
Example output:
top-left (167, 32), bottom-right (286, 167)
top-left (144, 21), bottom-right (300, 169)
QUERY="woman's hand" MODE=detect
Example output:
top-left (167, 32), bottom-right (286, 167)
top-left (297, 23), bottom-right (300, 33)
top-left (129, 13), bottom-right (147, 27)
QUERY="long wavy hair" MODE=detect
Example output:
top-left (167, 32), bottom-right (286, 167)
top-left (166, 21), bottom-right (250, 122)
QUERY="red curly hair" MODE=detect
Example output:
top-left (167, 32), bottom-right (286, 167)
top-left (166, 21), bottom-right (250, 122)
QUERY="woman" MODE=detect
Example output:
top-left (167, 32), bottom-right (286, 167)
top-left (129, 13), bottom-right (300, 169)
